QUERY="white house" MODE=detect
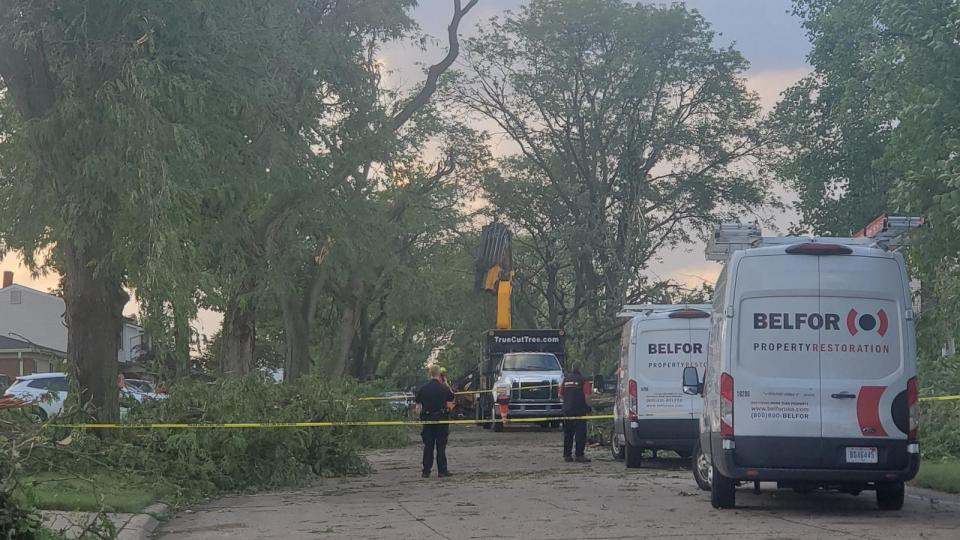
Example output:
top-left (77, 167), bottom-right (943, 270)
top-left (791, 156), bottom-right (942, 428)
top-left (0, 272), bottom-right (146, 376)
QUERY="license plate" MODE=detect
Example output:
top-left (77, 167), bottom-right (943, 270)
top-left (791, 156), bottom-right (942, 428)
top-left (845, 447), bottom-right (878, 464)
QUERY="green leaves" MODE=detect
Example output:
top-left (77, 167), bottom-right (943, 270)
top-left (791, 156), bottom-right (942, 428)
top-left (449, 0), bottom-right (771, 370)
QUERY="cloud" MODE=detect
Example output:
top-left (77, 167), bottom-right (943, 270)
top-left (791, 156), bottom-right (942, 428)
top-left (744, 67), bottom-right (811, 111)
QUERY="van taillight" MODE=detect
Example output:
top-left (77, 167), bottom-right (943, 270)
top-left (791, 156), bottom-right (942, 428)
top-left (628, 379), bottom-right (638, 420)
top-left (668, 309), bottom-right (710, 319)
top-left (785, 243), bottom-right (852, 255)
top-left (907, 377), bottom-right (919, 440)
top-left (720, 373), bottom-right (734, 437)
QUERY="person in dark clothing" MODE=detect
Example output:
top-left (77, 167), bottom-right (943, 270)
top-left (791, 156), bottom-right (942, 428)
top-left (559, 365), bottom-right (592, 463)
top-left (415, 365), bottom-right (455, 478)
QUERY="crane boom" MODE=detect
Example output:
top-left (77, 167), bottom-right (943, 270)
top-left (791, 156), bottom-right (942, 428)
top-left (474, 223), bottom-right (513, 329)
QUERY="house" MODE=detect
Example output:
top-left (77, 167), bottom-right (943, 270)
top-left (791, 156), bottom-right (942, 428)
top-left (0, 271), bottom-right (148, 378)
top-left (0, 334), bottom-right (63, 380)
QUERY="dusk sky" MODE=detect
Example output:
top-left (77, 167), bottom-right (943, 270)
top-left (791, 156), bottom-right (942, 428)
top-left (381, 0), bottom-right (812, 288)
top-left (0, 1), bottom-right (813, 338)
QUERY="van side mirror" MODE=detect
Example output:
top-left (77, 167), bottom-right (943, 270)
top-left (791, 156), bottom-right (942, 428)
top-left (682, 366), bottom-right (702, 396)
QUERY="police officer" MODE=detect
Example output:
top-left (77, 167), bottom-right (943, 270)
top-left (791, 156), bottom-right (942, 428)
top-left (560, 364), bottom-right (592, 463)
top-left (415, 365), bottom-right (455, 478)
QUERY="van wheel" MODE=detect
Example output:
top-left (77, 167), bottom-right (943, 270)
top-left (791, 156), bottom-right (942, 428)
top-left (610, 429), bottom-right (625, 461)
top-left (492, 406), bottom-right (504, 432)
top-left (625, 439), bottom-right (643, 468)
top-left (710, 465), bottom-right (736, 509)
top-left (876, 481), bottom-right (905, 511)
top-left (692, 439), bottom-right (711, 491)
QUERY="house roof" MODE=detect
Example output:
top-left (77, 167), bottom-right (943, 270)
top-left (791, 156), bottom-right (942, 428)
top-left (0, 334), bottom-right (66, 355)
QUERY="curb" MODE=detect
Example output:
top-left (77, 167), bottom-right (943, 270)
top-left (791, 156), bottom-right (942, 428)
top-left (117, 503), bottom-right (170, 540)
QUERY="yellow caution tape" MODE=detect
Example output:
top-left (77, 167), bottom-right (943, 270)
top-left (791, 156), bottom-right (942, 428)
top-left (51, 414), bottom-right (616, 430)
top-left (920, 395), bottom-right (960, 402)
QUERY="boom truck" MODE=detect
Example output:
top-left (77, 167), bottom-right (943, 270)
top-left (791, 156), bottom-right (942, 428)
top-left (473, 223), bottom-right (566, 431)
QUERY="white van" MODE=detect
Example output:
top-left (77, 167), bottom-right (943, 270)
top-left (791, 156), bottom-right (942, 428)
top-left (612, 305), bottom-right (711, 468)
top-left (685, 237), bottom-right (919, 510)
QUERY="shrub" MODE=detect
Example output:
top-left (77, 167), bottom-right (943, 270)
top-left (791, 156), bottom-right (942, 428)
top-left (10, 374), bottom-right (410, 510)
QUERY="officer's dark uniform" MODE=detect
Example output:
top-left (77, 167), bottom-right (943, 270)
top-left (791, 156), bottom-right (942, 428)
top-left (415, 378), bottom-right (455, 477)
top-left (561, 371), bottom-right (591, 460)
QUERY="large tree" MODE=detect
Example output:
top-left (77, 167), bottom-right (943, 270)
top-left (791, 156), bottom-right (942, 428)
top-left (769, 0), bottom-right (899, 235)
top-left (449, 0), bottom-right (771, 369)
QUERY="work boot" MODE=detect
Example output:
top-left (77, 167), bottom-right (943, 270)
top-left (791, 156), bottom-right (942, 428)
top-left (438, 471), bottom-right (453, 478)
top-left (575, 456), bottom-right (592, 463)
top-left (422, 471), bottom-right (430, 478)
top-left (564, 455), bottom-right (574, 463)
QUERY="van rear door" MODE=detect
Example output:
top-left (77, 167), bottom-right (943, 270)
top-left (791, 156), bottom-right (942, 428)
top-left (635, 320), bottom-right (698, 420)
top-left (818, 255), bottom-right (912, 468)
top-left (689, 325), bottom-right (709, 418)
top-left (734, 254), bottom-right (823, 468)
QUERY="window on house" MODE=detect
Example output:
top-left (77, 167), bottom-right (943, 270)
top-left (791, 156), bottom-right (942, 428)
top-left (10, 290), bottom-right (21, 304)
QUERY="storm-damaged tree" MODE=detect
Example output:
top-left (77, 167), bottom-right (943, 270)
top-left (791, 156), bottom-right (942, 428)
top-left (0, 0), bottom-right (437, 417)
top-left (210, 0), bottom-right (478, 380)
top-left (448, 0), bottom-right (773, 370)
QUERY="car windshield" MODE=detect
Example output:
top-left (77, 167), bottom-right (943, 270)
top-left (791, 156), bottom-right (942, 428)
top-left (126, 380), bottom-right (154, 393)
top-left (501, 353), bottom-right (561, 371)
top-left (25, 377), bottom-right (68, 393)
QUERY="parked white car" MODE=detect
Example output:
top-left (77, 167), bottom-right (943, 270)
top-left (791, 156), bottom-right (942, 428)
top-left (2, 372), bottom-right (165, 419)
top-left (2, 372), bottom-right (68, 419)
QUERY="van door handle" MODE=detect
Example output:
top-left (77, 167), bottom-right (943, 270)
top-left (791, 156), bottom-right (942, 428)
top-left (831, 392), bottom-right (857, 399)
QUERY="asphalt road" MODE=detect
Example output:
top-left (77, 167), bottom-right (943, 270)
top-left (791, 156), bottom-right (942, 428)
top-left (157, 426), bottom-right (960, 540)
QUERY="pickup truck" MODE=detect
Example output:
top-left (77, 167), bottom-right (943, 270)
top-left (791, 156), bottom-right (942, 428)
top-left (476, 329), bottom-right (566, 432)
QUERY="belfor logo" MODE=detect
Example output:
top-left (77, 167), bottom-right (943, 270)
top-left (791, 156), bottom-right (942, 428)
top-left (846, 309), bottom-right (888, 337)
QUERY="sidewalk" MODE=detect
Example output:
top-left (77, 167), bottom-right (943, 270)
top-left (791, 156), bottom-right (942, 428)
top-left (42, 503), bottom-right (169, 540)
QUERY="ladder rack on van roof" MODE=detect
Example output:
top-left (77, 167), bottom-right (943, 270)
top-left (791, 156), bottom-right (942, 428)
top-left (617, 304), bottom-right (712, 318)
top-left (704, 215), bottom-right (924, 262)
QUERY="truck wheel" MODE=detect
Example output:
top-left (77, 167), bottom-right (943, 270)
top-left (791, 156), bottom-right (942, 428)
top-left (710, 465), bottom-right (736, 509)
top-left (692, 439), bottom-right (711, 491)
top-left (625, 439), bottom-right (643, 468)
top-left (492, 406), bottom-right (504, 432)
top-left (876, 481), bottom-right (905, 511)
top-left (610, 429), bottom-right (625, 461)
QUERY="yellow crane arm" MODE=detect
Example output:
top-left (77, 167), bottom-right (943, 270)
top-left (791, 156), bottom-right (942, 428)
top-left (476, 224), bottom-right (514, 330)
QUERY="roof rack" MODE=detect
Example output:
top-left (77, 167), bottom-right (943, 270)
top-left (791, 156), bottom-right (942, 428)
top-left (852, 214), bottom-right (924, 250)
top-left (617, 304), bottom-right (712, 318)
top-left (705, 215), bottom-right (924, 261)
top-left (705, 223), bottom-right (762, 261)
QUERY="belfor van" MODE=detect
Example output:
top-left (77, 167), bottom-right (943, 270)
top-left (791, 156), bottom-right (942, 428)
top-left (685, 219), bottom-right (922, 510)
top-left (611, 304), bottom-right (710, 469)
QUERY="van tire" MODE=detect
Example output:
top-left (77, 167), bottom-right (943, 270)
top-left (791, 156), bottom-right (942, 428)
top-left (625, 439), bottom-right (643, 468)
top-left (710, 466), bottom-right (736, 509)
top-left (876, 481), bottom-right (905, 511)
top-left (492, 406), bottom-right (504, 432)
top-left (610, 429), bottom-right (625, 461)
top-left (692, 440), bottom-right (711, 491)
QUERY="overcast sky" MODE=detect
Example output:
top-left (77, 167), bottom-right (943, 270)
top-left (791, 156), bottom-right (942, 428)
top-left (382, 0), bottom-right (812, 288)
top-left (0, 0), bottom-right (812, 338)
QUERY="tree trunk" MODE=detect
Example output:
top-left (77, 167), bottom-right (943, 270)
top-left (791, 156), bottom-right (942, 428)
top-left (281, 259), bottom-right (327, 383)
top-left (219, 297), bottom-right (255, 377)
top-left (173, 302), bottom-right (191, 380)
top-left (350, 305), bottom-right (370, 380)
top-left (282, 292), bottom-right (311, 382)
top-left (62, 242), bottom-right (127, 422)
top-left (332, 296), bottom-right (361, 378)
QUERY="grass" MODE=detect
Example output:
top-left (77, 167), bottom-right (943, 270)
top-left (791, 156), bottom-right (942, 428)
top-left (912, 459), bottom-right (960, 494)
top-left (17, 470), bottom-right (173, 514)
